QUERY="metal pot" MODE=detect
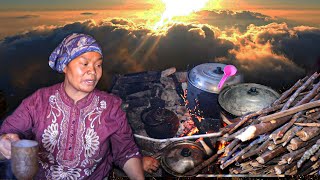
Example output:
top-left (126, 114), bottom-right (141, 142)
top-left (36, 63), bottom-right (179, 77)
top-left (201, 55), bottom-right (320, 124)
top-left (187, 63), bottom-right (243, 119)
top-left (141, 107), bottom-right (179, 139)
top-left (218, 83), bottom-right (280, 116)
top-left (161, 141), bottom-right (206, 176)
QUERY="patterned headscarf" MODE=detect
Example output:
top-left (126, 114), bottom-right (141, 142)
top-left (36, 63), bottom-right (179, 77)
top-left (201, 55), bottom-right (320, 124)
top-left (49, 33), bottom-right (103, 73)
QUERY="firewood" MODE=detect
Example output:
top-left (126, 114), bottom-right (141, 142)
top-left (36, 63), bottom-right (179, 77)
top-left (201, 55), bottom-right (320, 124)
top-left (256, 145), bottom-right (288, 164)
top-left (298, 160), bottom-right (317, 175)
top-left (281, 72), bottom-right (319, 111)
top-left (274, 161), bottom-right (297, 174)
top-left (278, 147), bottom-right (306, 165)
top-left (306, 107), bottom-right (320, 115)
top-left (223, 139), bottom-right (240, 155)
top-left (242, 140), bottom-right (271, 159)
top-left (161, 67), bottom-right (176, 77)
top-left (272, 112), bottom-right (303, 141)
top-left (288, 152), bottom-right (304, 165)
top-left (236, 116), bottom-right (290, 142)
top-left (221, 136), bottom-right (267, 169)
top-left (294, 122), bottom-right (320, 127)
top-left (288, 135), bottom-right (320, 151)
top-left (297, 139), bottom-right (320, 168)
top-left (296, 126), bottom-right (320, 141)
top-left (228, 103), bottom-right (284, 134)
top-left (282, 126), bottom-right (302, 146)
top-left (311, 148), bottom-right (320, 161)
top-left (184, 154), bottom-right (219, 176)
top-left (273, 76), bottom-right (308, 106)
top-left (284, 165), bottom-right (297, 175)
top-left (275, 126), bottom-right (302, 145)
top-left (220, 144), bottom-right (242, 169)
top-left (259, 100), bottom-right (320, 123)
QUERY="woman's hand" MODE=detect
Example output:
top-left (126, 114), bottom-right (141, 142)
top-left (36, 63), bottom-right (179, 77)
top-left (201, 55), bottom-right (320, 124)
top-left (143, 156), bottom-right (160, 174)
top-left (0, 133), bottom-right (20, 159)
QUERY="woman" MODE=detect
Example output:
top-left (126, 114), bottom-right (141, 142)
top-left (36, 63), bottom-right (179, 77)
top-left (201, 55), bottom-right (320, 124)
top-left (0, 33), bottom-right (145, 179)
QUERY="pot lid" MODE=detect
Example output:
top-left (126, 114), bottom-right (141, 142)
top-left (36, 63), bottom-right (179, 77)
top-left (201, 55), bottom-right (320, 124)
top-left (141, 108), bottom-right (178, 126)
top-left (161, 141), bottom-right (205, 176)
top-left (218, 83), bottom-right (280, 116)
top-left (188, 63), bottom-right (243, 94)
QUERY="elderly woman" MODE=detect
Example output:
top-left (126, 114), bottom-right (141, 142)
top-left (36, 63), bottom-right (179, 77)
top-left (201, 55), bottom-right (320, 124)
top-left (0, 33), bottom-right (145, 179)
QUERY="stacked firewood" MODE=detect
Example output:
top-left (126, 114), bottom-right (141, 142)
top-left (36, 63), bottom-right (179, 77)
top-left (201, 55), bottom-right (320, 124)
top-left (217, 72), bottom-right (320, 175)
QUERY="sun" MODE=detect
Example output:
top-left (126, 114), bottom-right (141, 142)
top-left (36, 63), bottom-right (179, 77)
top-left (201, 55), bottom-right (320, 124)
top-left (153, 0), bottom-right (210, 30)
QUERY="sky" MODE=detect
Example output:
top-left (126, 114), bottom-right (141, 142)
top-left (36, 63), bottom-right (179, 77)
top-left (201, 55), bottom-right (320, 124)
top-left (0, 0), bottom-right (320, 111)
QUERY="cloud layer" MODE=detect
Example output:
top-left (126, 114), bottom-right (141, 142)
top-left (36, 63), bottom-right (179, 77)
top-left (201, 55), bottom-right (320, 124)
top-left (0, 10), bottom-right (319, 109)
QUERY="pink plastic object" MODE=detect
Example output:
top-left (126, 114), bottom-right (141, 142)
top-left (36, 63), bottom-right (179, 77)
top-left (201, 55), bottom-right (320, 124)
top-left (217, 65), bottom-right (237, 90)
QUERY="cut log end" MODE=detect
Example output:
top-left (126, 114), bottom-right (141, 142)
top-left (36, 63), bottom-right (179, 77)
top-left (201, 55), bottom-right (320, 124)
top-left (236, 126), bottom-right (257, 142)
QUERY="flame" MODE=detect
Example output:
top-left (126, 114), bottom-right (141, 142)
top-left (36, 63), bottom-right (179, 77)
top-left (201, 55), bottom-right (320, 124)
top-left (187, 127), bottom-right (199, 136)
top-left (154, 0), bottom-right (209, 30)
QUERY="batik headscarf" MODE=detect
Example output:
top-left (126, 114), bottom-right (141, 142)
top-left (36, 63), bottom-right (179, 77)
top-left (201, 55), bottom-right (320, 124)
top-left (49, 33), bottom-right (103, 73)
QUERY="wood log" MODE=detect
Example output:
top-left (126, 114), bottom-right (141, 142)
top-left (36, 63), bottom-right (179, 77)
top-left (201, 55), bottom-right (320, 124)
top-left (184, 154), bottom-right (219, 176)
top-left (278, 146), bottom-right (306, 165)
top-left (288, 135), bottom-right (320, 151)
top-left (282, 126), bottom-right (303, 147)
top-left (311, 148), bottom-right (320, 161)
top-left (295, 122), bottom-right (320, 127)
top-left (275, 126), bottom-right (302, 145)
top-left (301, 160), bottom-right (320, 175)
top-left (228, 103), bottom-right (284, 134)
top-left (281, 72), bottom-right (319, 111)
top-left (259, 100), bottom-right (320, 123)
top-left (220, 143), bottom-right (241, 167)
top-left (297, 139), bottom-right (320, 168)
top-left (306, 107), bottom-right (320, 115)
top-left (256, 145), bottom-right (288, 164)
top-left (236, 115), bottom-right (290, 142)
top-left (274, 161), bottom-right (297, 174)
top-left (272, 76), bottom-right (308, 105)
top-left (284, 165), bottom-right (297, 175)
top-left (220, 136), bottom-right (267, 169)
top-left (242, 140), bottom-right (271, 159)
top-left (223, 139), bottom-right (240, 155)
top-left (296, 127), bottom-right (320, 141)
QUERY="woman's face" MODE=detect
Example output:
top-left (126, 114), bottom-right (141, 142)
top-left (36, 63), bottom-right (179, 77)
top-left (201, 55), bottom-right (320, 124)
top-left (63, 51), bottom-right (103, 97)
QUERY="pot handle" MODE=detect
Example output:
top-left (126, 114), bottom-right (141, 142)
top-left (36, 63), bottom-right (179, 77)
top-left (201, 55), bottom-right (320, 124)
top-left (247, 87), bottom-right (259, 95)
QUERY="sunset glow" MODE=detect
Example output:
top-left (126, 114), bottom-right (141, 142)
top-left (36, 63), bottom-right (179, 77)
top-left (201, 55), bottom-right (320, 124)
top-left (153, 0), bottom-right (209, 30)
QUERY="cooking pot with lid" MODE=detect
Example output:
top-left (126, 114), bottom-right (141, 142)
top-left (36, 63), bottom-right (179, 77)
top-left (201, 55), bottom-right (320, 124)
top-left (218, 83), bottom-right (280, 116)
top-left (187, 63), bottom-right (243, 119)
top-left (141, 107), bottom-right (179, 139)
top-left (161, 140), bottom-right (206, 176)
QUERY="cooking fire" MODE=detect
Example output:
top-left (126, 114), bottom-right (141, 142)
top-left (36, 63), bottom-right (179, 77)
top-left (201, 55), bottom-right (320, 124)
top-left (110, 64), bottom-right (320, 177)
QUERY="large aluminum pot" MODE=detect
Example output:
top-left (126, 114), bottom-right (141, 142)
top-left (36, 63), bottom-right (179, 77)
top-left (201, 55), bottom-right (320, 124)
top-left (187, 63), bottom-right (243, 119)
